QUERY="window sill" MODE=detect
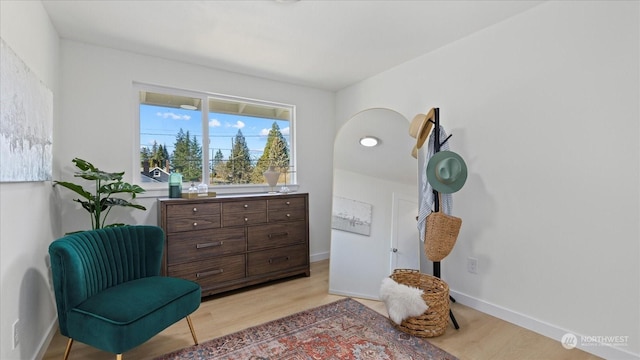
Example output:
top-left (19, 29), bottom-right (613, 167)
top-left (138, 184), bottom-right (300, 199)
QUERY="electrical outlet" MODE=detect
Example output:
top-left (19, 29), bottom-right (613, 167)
top-left (467, 257), bottom-right (478, 274)
top-left (12, 319), bottom-right (19, 349)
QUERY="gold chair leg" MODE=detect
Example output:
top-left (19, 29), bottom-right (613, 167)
top-left (116, 354), bottom-right (122, 360)
top-left (63, 338), bottom-right (73, 360)
top-left (186, 315), bottom-right (198, 345)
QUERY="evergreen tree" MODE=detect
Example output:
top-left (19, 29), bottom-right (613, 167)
top-left (269, 134), bottom-right (289, 171)
top-left (227, 129), bottom-right (253, 183)
top-left (251, 122), bottom-right (290, 182)
top-left (141, 142), bottom-right (171, 171)
top-left (171, 128), bottom-right (202, 181)
top-left (212, 149), bottom-right (226, 182)
top-left (189, 134), bottom-right (202, 179)
top-left (160, 144), bottom-right (170, 168)
top-left (140, 147), bottom-right (151, 167)
top-left (151, 142), bottom-right (164, 168)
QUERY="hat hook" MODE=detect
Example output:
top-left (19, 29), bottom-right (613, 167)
top-left (428, 119), bottom-right (453, 148)
top-left (440, 134), bottom-right (453, 148)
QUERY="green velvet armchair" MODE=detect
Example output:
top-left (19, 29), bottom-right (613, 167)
top-left (49, 225), bottom-right (201, 360)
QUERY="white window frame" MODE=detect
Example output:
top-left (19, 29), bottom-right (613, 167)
top-left (133, 82), bottom-right (297, 197)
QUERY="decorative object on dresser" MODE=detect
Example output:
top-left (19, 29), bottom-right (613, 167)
top-left (263, 165), bottom-right (280, 193)
top-left (158, 193), bottom-right (310, 297)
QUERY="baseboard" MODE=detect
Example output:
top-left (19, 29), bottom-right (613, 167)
top-left (450, 290), bottom-right (639, 360)
top-left (35, 317), bottom-right (58, 360)
top-left (328, 288), bottom-right (380, 301)
top-left (310, 251), bottom-right (329, 263)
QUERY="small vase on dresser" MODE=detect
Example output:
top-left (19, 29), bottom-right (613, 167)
top-left (263, 166), bottom-right (280, 193)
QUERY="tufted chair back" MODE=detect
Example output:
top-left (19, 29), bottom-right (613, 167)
top-left (48, 226), bottom-right (164, 337)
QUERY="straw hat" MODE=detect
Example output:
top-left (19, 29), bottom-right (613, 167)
top-left (411, 145), bottom-right (418, 159)
top-left (426, 151), bottom-right (468, 194)
top-left (409, 108), bottom-right (435, 157)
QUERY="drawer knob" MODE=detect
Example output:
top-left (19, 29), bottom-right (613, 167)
top-left (286, 201), bottom-right (290, 205)
top-left (244, 217), bottom-right (248, 222)
top-left (193, 222), bottom-right (198, 227)
top-left (192, 207), bottom-right (198, 213)
top-left (286, 213), bottom-right (291, 218)
top-left (244, 204), bottom-right (249, 208)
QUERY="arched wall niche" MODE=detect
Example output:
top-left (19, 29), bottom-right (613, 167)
top-left (329, 107), bottom-right (419, 299)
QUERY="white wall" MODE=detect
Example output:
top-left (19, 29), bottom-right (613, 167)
top-left (57, 40), bottom-right (335, 261)
top-left (0, 2), bottom-right (60, 360)
top-left (336, 2), bottom-right (639, 359)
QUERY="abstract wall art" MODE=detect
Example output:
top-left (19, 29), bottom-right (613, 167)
top-left (1, 38), bottom-right (53, 182)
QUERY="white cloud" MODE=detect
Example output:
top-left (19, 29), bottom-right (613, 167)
top-left (232, 120), bottom-right (245, 129)
top-left (156, 111), bottom-right (190, 121)
top-left (209, 118), bottom-right (221, 127)
top-left (259, 126), bottom-right (289, 137)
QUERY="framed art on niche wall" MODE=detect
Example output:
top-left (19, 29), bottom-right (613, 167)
top-left (331, 196), bottom-right (372, 236)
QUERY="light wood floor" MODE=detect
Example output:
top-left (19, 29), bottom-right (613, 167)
top-left (42, 260), bottom-right (600, 360)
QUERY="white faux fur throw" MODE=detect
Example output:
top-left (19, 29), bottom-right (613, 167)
top-left (379, 277), bottom-right (428, 325)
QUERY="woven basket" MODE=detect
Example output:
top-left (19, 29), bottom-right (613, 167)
top-left (389, 269), bottom-right (449, 338)
top-left (425, 210), bottom-right (462, 261)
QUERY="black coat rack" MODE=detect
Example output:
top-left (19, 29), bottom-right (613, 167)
top-left (429, 108), bottom-right (460, 330)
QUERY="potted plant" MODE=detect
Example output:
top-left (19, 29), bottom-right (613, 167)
top-left (54, 158), bottom-right (146, 232)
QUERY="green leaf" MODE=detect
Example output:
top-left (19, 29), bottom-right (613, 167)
top-left (103, 198), bottom-right (147, 211)
top-left (53, 181), bottom-right (92, 200)
top-left (72, 158), bottom-right (97, 172)
top-left (100, 182), bottom-right (146, 196)
top-left (75, 199), bottom-right (96, 213)
top-left (74, 169), bottom-right (124, 182)
top-left (72, 158), bottom-right (124, 181)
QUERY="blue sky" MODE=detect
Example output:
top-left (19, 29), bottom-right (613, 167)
top-left (140, 104), bottom-right (290, 160)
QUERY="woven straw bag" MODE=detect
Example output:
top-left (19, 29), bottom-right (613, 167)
top-left (425, 206), bottom-right (462, 262)
top-left (389, 269), bottom-right (450, 338)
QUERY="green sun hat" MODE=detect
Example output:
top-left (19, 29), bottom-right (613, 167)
top-left (426, 151), bottom-right (468, 194)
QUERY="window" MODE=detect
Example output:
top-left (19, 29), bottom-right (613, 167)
top-left (136, 84), bottom-right (295, 192)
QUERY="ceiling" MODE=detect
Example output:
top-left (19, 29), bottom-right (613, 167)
top-left (42, 0), bottom-right (543, 91)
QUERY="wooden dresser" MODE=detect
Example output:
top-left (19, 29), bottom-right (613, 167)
top-left (158, 193), bottom-right (310, 297)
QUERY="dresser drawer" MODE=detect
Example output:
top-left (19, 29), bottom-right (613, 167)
top-left (166, 202), bottom-right (221, 218)
top-left (247, 243), bottom-right (308, 276)
top-left (168, 254), bottom-right (245, 288)
top-left (223, 210), bottom-right (266, 227)
top-left (268, 207), bottom-right (306, 222)
top-left (166, 216), bottom-right (221, 233)
top-left (268, 196), bottom-right (306, 211)
top-left (247, 222), bottom-right (307, 251)
top-left (167, 228), bottom-right (246, 264)
top-left (222, 200), bottom-right (267, 213)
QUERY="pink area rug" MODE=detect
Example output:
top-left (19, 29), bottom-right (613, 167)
top-left (155, 298), bottom-right (457, 360)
